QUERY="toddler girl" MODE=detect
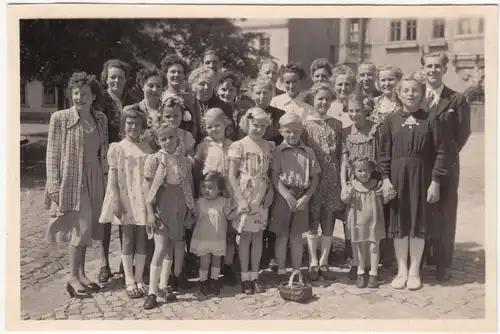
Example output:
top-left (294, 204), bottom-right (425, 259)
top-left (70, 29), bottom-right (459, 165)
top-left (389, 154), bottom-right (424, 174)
top-left (341, 93), bottom-right (378, 279)
top-left (190, 172), bottom-right (239, 296)
top-left (143, 124), bottom-right (195, 310)
top-left (194, 107), bottom-right (238, 286)
top-left (303, 82), bottom-right (347, 282)
top-left (269, 112), bottom-right (321, 279)
top-left (372, 64), bottom-right (403, 124)
top-left (341, 156), bottom-right (396, 288)
top-left (228, 107), bottom-right (275, 294)
top-left (270, 63), bottom-right (313, 120)
top-left (99, 105), bottom-right (153, 298)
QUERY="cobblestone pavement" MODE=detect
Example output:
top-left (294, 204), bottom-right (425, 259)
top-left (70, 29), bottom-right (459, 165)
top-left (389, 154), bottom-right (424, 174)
top-left (19, 133), bottom-right (486, 320)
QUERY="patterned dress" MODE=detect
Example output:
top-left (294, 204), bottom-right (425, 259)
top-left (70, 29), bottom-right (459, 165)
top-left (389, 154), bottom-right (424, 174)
top-left (303, 115), bottom-right (347, 216)
top-left (99, 139), bottom-right (153, 226)
top-left (371, 95), bottom-right (402, 125)
top-left (228, 136), bottom-right (274, 233)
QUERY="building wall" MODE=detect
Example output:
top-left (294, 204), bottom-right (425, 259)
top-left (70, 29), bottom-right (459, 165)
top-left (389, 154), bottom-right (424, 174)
top-left (234, 19), bottom-right (290, 65)
top-left (288, 19), bottom-right (339, 87)
top-left (21, 80), bottom-right (59, 114)
top-left (366, 18), bottom-right (484, 93)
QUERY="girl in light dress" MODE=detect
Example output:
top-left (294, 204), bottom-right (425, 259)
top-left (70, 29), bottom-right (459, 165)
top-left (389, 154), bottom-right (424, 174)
top-left (228, 107), bottom-right (275, 295)
top-left (341, 156), bottom-right (395, 289)
top-left (303, 82), bottom-right (348, 282)
top-left (372, 65), bottom-right (403, 125)
top-left (194, 107), bottom-right (238, 286)
top-left (99, 105), bottom-right (153, 299)
top-left (270, 63), bottom-right (313, 120)
top-left (143, 124), bottom-right (195, 310)
top-left (341, 93), bottom-right (379, 280)
top-left (190, 172), bottom-right (239, 296)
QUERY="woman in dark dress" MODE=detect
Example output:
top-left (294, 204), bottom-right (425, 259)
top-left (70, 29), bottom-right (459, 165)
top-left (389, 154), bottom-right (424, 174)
top-left (378, 74), bottom-right (446, 291)
top-left (98, 59), bottom-right (139, 284)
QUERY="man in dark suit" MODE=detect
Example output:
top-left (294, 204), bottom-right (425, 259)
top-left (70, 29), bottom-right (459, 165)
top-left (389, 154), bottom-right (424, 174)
top-left (421, 52), bottom-right (471, 282)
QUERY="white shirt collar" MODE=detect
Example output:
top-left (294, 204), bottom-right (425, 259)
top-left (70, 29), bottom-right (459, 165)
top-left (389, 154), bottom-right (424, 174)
top-left (426, 84), bottom-right (444, 99)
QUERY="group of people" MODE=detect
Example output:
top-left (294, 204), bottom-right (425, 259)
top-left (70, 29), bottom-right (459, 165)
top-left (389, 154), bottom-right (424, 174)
top-left (44, 48), bottom-right (471, 311)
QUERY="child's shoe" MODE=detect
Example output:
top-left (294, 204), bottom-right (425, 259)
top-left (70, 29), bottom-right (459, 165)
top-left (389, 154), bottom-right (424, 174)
top-left (211, 279), bottom-right (221, 296)
top-left (356, 274), bottom-right (367, 288)
top-left (252, 279), bottom-right (266, 294)
top-left (367, 275), bottom-right (379, 288)
top-left (159, 287), bottom-right (178, 302)
top-left (143, 294), bottom-right (158, 310)
top-left (241, 281), bottom-right (253, 295)
top-left (348, 266), bottom-right (358, 281)
top-left (199, 280), bottom-right (210, 296)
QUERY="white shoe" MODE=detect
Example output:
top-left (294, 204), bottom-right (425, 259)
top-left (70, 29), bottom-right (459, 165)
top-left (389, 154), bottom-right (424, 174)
top-left (406, 275), bottom-right (422, 290)
top-left (391, 274), bottom-right (408, 289)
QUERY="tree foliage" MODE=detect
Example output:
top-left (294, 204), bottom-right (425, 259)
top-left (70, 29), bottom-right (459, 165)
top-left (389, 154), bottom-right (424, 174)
top-left (20, 18), bottom-right (267, 94)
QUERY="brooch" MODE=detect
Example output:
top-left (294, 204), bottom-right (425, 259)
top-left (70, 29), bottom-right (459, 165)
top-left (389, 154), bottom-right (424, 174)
top-left (402, 115), bottom-right (419, 129)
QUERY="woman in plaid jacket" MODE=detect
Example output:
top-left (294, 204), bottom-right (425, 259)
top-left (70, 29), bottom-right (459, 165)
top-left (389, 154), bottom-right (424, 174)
top-left (45, 72), bottom-right (109, 299)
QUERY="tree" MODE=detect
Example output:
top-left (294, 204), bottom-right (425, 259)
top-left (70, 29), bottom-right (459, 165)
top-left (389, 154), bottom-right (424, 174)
top-left (20, 19), bottom-right (266, 108)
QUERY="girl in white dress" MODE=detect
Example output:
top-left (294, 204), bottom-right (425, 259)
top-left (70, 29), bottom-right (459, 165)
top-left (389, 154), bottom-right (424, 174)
top-left (190, 172), bottom-right (238, 296)
top-left (99, 105), bottom-right (153, 299)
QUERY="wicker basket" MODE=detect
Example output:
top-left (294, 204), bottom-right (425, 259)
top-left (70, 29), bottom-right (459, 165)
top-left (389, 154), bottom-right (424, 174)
top-left (278, 270), bottom-right (313, 303)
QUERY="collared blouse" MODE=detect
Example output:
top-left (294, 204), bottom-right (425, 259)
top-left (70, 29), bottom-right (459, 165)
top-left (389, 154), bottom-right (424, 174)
top-left (44, 106), bottom-right (109, 213)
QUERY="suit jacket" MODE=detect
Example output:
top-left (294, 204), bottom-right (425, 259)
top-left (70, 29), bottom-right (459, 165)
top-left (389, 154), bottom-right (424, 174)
top-left (429, 85), bottom-right (471, 165)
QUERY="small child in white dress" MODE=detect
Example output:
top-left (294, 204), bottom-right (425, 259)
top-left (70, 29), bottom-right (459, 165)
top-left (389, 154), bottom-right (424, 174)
top-left (190, 172), bottom-right (238, 296)
top-left (99, 105), bottom-right (153, 299)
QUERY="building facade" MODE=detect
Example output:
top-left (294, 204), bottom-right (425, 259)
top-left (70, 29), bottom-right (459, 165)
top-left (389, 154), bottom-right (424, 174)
top-left (21, 80), bottom-right (62, 120)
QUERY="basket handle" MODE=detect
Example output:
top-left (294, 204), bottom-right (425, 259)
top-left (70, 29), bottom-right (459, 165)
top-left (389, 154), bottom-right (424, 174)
top-left (287, 270), bottom-right (304, 287)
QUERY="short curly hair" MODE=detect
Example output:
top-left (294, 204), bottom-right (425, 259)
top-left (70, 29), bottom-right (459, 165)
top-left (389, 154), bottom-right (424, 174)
top-left (346, 93), bottom-right (375, 116)
top-left (67, 72), bottom-right (103, 107)
top-left (310, 58), bottom-right (334, 78)
top-left (304, 82), bottom-right (336, 106)
top-left (348, 155), bottom-right (377, 177)
top-left (394, 73), bottom-right (426, 109)
top-left (279, 62), bottom-right (307, 81)
top-left (121, 104), bottom-right (147, 134)
top-left (377, 64), bottom-right (403, 81)
top-left (248, 76), bottom-right (274, 94)
top-left (100, 59), bottom-right (131, 88)
top-left (136, 67), bottom-right (167, 90)
top-left (331, 65), bottom-right (356, 87)
top-left (160, 54), bottom-right (189, 77)
top-left (216, 70), bottom-right (242, 93)
top-left (188, 67), bottom-right (217, 90)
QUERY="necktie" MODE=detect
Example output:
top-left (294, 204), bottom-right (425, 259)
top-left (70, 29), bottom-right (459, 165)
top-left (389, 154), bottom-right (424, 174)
top-left (426, 91), bottom-right (435, 109)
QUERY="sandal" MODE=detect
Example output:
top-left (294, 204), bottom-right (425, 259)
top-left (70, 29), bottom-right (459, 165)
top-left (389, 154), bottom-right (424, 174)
top-left (126, 284), bottom-right (142, 299)
top-left (308, 265), bottom-right (320, 281)
top-left (136, 282), bottom-right (149, 296)
top-left (98, 266), bottom-right (112, 284)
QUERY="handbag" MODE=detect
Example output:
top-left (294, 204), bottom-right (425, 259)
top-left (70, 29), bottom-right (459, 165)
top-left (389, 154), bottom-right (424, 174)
top-left (278, 270), bottom-right (313, 303)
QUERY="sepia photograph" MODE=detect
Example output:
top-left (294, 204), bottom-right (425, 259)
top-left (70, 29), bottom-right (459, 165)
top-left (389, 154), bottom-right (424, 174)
top-left (6, 3), bottom-right (497, 332)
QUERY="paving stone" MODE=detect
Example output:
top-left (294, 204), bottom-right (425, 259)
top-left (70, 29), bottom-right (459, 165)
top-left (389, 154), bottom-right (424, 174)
top-left (67, 314), bottom-right (83, 320)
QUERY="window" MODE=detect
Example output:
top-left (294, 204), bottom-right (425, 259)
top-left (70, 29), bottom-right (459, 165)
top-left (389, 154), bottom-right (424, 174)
top-left (21, 82), bottom-right (27, 106)
top-left (405, 20), bottom-right (417, 40)
top-left (259, 36), bottom-right (270, 54)
top-left (457, 18), bottom-right (473, 35)
top-left (390, 20), bottom-right (402, 41)
top-left (349, 19), bottom-right (360, 43)
top-left (478, 18), bottom-right (484, 33)
top-left (432, 19), bottom-right (445, 39)
top-left (43, 84), bottom-right (57, 106)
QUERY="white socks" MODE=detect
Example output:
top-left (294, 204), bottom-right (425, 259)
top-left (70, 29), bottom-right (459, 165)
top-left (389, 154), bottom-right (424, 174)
top-left (134, 254), bottom-right (147, 283)
top-left (211, 267), bottom-right (221, 280)
top-left (199, 270), bottom-right (209, 282)
top-left (319, 235), bottom-right (332, 266)
top-left (394, 237), bottom-right (409, 277)
top-left (250, 271), bottom-right (259, 281)
top-left (307, 234), bottom-right (319, 267)
top-left (148, 265), bottom-right (161, 295)
top-left (409, 238), bottom-right (425, 277)
top-left (241, 272), bottom-right (250, 282)
top-left (122, 254), bottom-right (135, 286)
top-left (159, 259), bottom-right (173, 290)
